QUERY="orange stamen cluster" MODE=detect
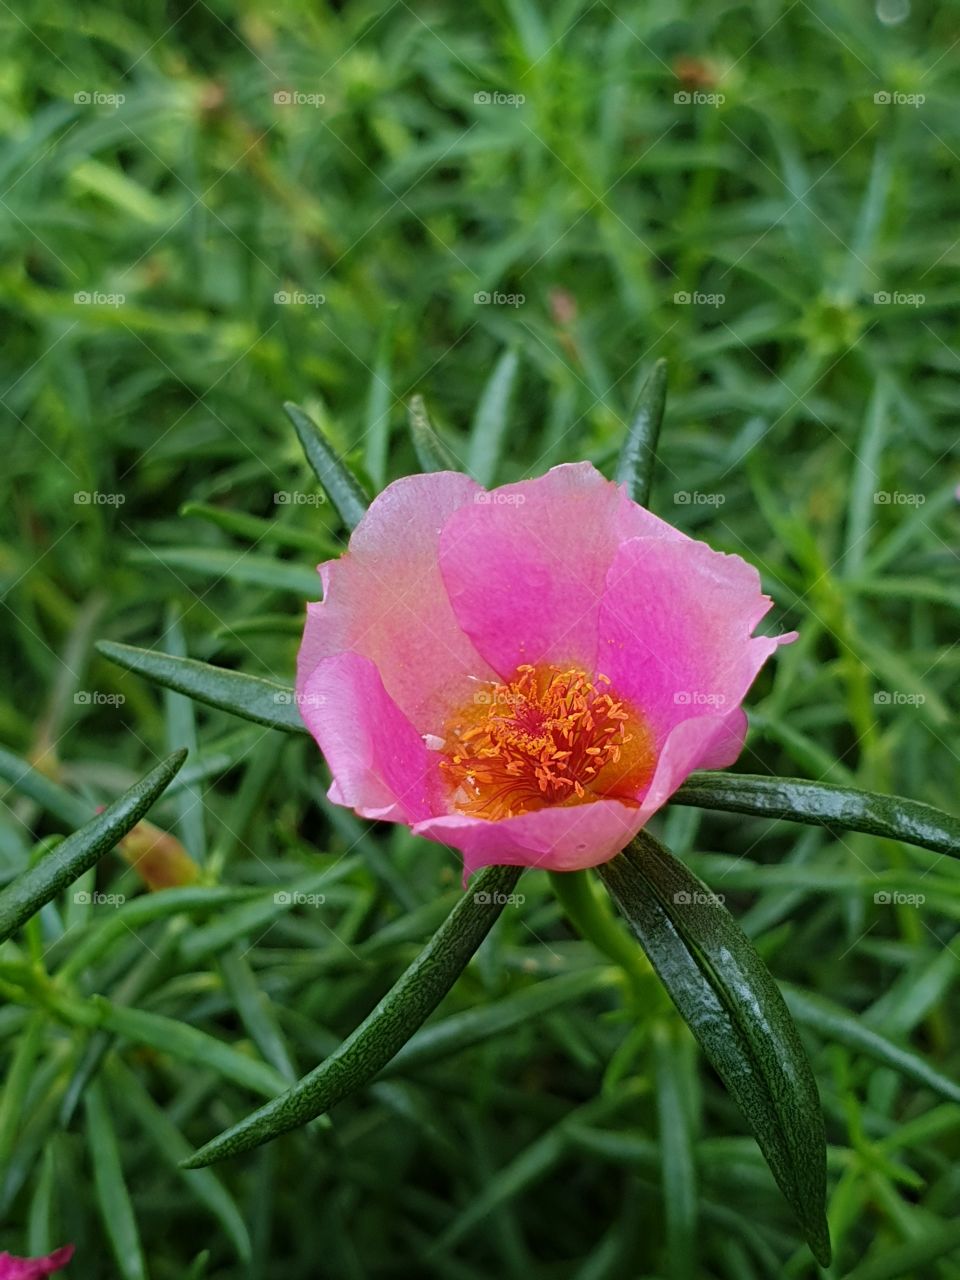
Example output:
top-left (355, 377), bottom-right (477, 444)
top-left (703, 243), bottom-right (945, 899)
top-left (439, 664), bottom-right (655, 821)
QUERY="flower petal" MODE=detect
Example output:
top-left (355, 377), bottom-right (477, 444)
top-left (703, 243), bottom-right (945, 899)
top-left (297, 471), bottom-right (495, 732)
top-left (0, 1245), bottom-right (74, 1279)
top-left (414, 797), bottom-right (646, 874)
top-left (438, 462), bottom-right (684, 679)
top-left (299, 653), bottom-right (437, 823)
top-left (597, 534), bottom-right (791, 750)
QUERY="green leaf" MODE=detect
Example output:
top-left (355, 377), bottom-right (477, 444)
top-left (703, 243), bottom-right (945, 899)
top-left (615, 357), bottom-right (668, 506)
top-left (128, 546), bottom-right (320, 596)
top-left (409, 393), bottom-right (462, 472)
top-left (284, 401), bottom-right (368, 531)
top-left (653, 1020), bottom-right (699, 1280)
top-left (180, 864), bottom-right (523, 1167)
top-left (673, 770), bottom-right (960, 859)
top-left (84, 1080), bottom-right (147, 1280)
top-left (783, 984), bottom-right (960, 1104)
top-left (364, 319), bottom-right (394, 489)
top-left (381, 965), bottom-right (614, 1077)
top-left (0, 750), bottom-right (186, 943)
top-left (96, 641), bottom-right (307, 733)
top-left (597, 831), bottom-right (830, 1265)
top-left (84, 998), bottom-right (288, 1098)
top-left (0, 745), bottom-right (88, 828)
top-left (842, 375), bottom-right (888, 576)
top-left (843, 1221), bottom-right (960, 1280)
top-left (111, 1059), bottom-right (252, 1262)
top-left (467, 347), bottom-right (520, 486)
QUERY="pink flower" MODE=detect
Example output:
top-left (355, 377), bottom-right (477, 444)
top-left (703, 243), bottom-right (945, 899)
top-left (0, 1245), bottom-right (74, 1279)
top-left (297, 463), bottom-right (794, 876)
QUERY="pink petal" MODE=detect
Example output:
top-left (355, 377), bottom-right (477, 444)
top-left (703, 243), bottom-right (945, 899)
top-left (297, 472), bottom-right (496, 732)
top-left (299, 653), bottom-right (437, 823)
top-left (414, 796), bottom-right (647, 874)
top-left (0, 1245), bottom-right (74, 1279)
top-left (597, 534), bottom-right (791, 750)
top-left (438, 462), bottom-right (685, 679)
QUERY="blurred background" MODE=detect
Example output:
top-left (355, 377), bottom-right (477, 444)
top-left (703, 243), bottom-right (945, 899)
top-left (1, 1), bottom-right (959, 1277)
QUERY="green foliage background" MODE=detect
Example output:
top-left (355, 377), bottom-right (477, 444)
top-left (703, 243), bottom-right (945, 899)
top-left (1, 1), bottom-right (959, 1276)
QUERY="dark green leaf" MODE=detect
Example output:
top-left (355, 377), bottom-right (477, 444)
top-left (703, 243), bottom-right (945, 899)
top-left (0, 750), bottom-right (186, 943)
top-left (597, 831), bottom-right (830, 1265)
top-left (284, 400), bottom-right (368, 530)
top-left (615, 357), bottom-right (668, 506)
top-left (96, 641), bottom-right (307, 733)
top-left (181, 864), bottom-right (523, 1167)
top-left (409, 393), bottom-right (462, 472)
top-left (673, 770), bottom-right (960, 859)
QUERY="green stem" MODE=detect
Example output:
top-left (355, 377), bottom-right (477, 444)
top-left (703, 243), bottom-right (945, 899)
top-left (549, 869), bottom-right (651, 1002)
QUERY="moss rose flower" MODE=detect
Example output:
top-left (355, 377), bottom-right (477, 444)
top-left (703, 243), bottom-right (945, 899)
top-left (297, 463), bottom-right (794, 875)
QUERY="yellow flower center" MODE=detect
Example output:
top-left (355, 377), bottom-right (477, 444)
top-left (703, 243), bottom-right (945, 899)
top-left (439, 664), bottom-right (656, 821)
